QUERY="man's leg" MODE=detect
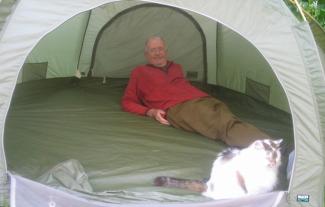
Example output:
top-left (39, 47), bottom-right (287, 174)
top-left (167, 97), bottom-right (271, 148)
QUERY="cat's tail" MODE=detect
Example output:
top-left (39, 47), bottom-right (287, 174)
top-left (154, 176), bottom-right (207, 192)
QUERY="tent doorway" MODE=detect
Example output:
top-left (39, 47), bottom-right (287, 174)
top-left (90, 3), bottom-right (207, 83)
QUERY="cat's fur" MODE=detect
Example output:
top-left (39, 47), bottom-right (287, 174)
top-left (154, 139), bottom-right (282, 200)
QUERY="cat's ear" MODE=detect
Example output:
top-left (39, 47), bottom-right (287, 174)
top-left (253, 140), bottom-right (264, 150)
top-left (273, 139), bottom-right (283, 147)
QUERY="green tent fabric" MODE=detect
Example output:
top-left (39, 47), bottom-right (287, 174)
top-left (0, 0), bottom-right (324, 206)
top-left (5, 77), bottom-right (291, 204)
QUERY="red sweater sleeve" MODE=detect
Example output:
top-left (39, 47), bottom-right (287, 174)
top-left (121, 69), bottom-right (149, 116)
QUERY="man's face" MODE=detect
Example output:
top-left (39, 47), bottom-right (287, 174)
top-left (145, 39), bottom-right (167, 67)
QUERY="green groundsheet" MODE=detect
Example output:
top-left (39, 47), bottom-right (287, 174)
top-left (4, 78), bottom-right (293, 203)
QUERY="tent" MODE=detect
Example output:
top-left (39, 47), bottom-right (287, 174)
top-left (0, 0), bottom-right (324, 206)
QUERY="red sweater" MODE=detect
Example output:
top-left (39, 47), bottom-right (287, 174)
top-left (121, 62), bottom-right (208, 115)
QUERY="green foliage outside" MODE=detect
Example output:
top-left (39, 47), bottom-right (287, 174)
top-left (284, 0), bottom-right (325, 28)
top-left (300, 0), bottom-right (325, 28)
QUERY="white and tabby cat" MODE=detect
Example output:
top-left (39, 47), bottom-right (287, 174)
top-left (154, 139), bottom-right (282, 200)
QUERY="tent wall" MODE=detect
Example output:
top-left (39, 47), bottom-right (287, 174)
top-left (216, 25), bottom-right (289, 112)
top-left (10, 173), bottom-right (285, 207)
top-left (23, 12), bottom-right (90, 80)
top-left (292, 22), bottom-right (325, 206)
top-left (91, 4), bottom-right (206, 82)
top-left (0, 0), bottom-right (16, 36)
top-left (22, 1), bottom-right (289, 111)
top-left (78, 1), bottom-right (144, 77)
top-left (299, 6), bottom-right (325, 71)
top-left (78, 2), bottom-right (218, 84)
top-left (0, 0), bottom-right (324, 206)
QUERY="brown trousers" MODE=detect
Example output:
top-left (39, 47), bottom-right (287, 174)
top-left (167, 97), bottom-right (271, 148)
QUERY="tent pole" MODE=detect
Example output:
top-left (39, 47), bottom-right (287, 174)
top-left (77, 10), bottom-right (92, 77)
top-left (215, 21), bottom-right (219, 85)
top-left (293, 0), bottom-right (307, 21)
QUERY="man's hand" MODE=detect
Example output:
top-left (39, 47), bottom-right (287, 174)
top-left (146, 108), bottom-right (170, 125)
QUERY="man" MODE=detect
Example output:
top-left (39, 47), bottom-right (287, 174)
top-left (121, 36), bottom-right (271, 148)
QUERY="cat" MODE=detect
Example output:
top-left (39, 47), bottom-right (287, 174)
top-left (154, 139), bottom-right (282, 200)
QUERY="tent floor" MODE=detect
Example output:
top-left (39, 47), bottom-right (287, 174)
top-left (4, 77), bottom-right (293, 203)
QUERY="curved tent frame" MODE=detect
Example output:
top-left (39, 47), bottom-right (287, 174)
top-left (0, 0), bottom-right (324, 206)
top-left (90, 3), bottom-right (208, 83)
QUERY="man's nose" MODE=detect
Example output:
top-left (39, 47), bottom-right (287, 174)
top-left (153, 49), bottom-right (161, 55)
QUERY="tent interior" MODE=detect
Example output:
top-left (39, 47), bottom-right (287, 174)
top-left (4, 1), bottom-right (297, 205)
